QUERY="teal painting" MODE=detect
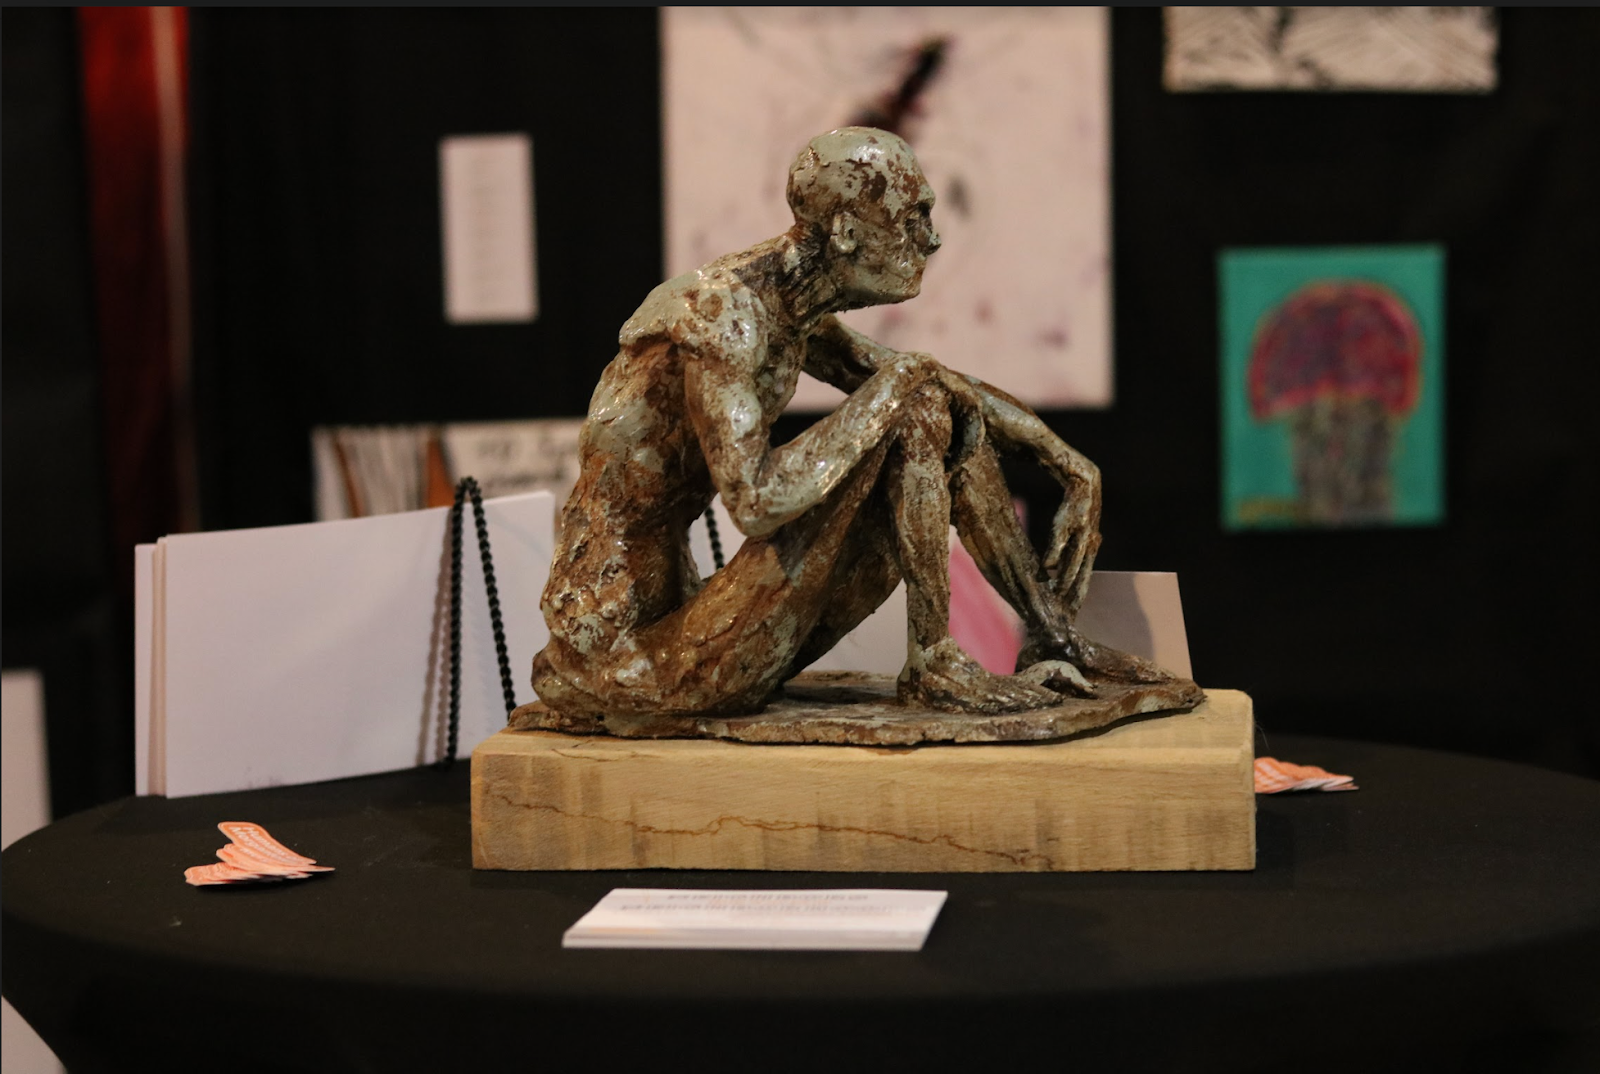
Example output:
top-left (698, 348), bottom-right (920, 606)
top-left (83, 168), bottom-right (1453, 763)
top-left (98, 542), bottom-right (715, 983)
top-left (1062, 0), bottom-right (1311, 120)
top-left (1219, 245), bottom-right (1445, 531)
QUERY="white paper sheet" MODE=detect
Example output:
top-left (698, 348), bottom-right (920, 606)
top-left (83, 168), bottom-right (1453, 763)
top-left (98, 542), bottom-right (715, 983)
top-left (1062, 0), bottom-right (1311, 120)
top-left (440, 133), bottom-right (539, 323)
top-left (2, 670), bottom-right (49, 850)
top-left (142, 492), bottom-right (552, 798)
top-left (1075, 571), bottom-right (1194, 680)
top-left (564, 888), bottom-right (948, 951)
top-left (439, 419), bottom-right (585, 507)
top-left (134, 543), bottom-right (154, 795)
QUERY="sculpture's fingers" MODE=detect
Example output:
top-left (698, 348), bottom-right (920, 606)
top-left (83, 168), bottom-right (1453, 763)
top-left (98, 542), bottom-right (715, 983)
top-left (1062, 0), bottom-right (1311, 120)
top-left (1051, 495), bottom-right (1091, 577)
top-left (1052, 529), bottom-right (1082, 585)
top-left (1058, 533), bottom-right (1088, 603)
top-left (1063, 531), bottom-right (1100, 615)
top-left (1043, 500), bottom-right (1075, 572)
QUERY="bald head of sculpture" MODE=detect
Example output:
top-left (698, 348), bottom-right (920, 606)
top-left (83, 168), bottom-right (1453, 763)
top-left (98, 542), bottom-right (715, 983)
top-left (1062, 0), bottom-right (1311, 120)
top-left (786, 127), bottom-right (941, 309)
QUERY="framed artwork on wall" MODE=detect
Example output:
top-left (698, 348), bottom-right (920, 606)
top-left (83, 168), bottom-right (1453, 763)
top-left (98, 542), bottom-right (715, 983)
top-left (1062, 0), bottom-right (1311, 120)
top-left (1219, 245), bottom-right (1446, 531)
top-left (1164, 7), bottom-right (1498, 93)
top-left (662, 6), bottom-right (1112, 410)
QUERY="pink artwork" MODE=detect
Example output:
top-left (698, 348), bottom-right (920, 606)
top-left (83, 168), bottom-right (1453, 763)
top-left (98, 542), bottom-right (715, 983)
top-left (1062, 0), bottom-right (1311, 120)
top-left (663, 7), bottom-right (1113, 410)
top-left (947, 501), bottom-right (1028, 675)
top-left (948, 534), bottom-right (1025, 676)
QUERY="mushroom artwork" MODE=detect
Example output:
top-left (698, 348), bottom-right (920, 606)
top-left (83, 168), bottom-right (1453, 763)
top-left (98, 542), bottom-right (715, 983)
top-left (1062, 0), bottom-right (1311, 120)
top-left (1248, 281), bottom-right (1423, 525)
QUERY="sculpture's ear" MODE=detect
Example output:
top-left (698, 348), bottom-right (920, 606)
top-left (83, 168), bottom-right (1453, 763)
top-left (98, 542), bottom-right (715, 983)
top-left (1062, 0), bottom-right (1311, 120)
top-left (829, 213), bottom-right (858, 257)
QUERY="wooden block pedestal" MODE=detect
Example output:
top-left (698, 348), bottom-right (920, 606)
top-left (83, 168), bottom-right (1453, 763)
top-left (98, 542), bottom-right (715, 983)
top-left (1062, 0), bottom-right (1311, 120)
top-left (471, 689), bottom-right (1254, 872)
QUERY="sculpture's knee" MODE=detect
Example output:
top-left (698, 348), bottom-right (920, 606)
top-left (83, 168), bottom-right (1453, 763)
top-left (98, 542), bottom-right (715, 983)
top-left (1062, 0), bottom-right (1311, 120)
top-left (895, 381), bottom-right (954, 456)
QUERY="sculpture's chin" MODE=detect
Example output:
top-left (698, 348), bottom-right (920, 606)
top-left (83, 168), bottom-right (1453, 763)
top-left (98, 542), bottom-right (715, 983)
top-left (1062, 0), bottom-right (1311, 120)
top-left (878, 273), bottom-right (923, 303)
top-left (837, 282), bottom-right (918, 312)
top-left (879, 287), bottom-right (919, 306)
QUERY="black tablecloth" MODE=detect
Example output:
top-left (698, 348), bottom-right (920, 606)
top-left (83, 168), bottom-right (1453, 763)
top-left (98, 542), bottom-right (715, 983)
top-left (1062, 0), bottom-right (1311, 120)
top-left (5, 734), bottom-right (1599, 1073)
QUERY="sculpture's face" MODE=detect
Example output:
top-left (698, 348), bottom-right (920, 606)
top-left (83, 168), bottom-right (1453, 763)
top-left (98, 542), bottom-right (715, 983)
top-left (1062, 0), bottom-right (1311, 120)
top-left (787, 127), bottom-right (942, 309)
top-left (840, 165), bottom-right (941, 307)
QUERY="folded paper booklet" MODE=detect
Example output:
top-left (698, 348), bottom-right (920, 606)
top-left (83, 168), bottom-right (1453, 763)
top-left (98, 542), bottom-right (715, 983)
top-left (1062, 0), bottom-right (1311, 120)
top-left (135, 492), bottom-right (554, 798)
top-left (563, 889), bottom-right (950, 951)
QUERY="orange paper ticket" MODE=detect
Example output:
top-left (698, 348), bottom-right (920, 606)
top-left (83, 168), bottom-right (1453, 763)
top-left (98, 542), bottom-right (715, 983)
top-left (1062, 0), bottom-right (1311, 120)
top-left (185, 861), bottom-right (286, 886)
top-left (217, 821), bottom-right (320, 867)
top-left (217, 843), bottom-right (327, 876)
top-left (186, 821), bottom-right (333, 887)
top-left (1254, 757), bottom-right (1357, 793)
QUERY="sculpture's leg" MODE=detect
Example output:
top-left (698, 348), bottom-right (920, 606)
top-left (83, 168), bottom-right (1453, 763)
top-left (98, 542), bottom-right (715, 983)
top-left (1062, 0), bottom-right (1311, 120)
top-left (885, 384), bottom-right (956, 654)
top-left (778, 495), bottom-right (901, 679)
top-left (886, 385), bottom-right (1063, 713)
top-left (534, 442), bottom-right (898, 720)
top-left (949, 441), bottom-right (1073, 650)
top-left (950, 441), bottom-right (1173, 685)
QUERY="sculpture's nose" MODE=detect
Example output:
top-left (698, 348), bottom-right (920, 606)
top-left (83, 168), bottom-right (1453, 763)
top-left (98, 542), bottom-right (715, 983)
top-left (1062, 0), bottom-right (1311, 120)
top-left (926, 226), bottom-right (942, 254)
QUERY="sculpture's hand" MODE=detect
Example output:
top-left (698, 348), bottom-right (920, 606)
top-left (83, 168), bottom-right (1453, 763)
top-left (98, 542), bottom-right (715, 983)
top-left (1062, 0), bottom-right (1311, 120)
top-left (1045, 486), bottom-right (1101, 615)
top-left (966, 378), bottom-right (1103, 615)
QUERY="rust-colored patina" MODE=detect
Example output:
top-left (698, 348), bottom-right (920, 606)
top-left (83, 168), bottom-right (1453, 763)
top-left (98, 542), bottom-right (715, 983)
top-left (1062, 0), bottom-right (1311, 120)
top-left (525, 127), bottom-right (1202, 739)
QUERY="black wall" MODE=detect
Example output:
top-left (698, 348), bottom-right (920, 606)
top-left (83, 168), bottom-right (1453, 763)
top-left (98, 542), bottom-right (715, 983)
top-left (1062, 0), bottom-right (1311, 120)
top-left (2, 9), bottom-right (128, 817)
top-left (4, 8), bottom-right (1596, 817)
top-left (1100, 8), bottom-right (1598, 773)
top-left (187, 8), bottom-right (663, 530)
top-left (1092, 9), bottom-right (1599, 773)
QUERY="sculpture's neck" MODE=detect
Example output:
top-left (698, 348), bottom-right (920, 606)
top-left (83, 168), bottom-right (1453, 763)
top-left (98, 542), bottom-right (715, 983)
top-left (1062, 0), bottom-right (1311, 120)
top-left (768, 227), bottom-right (844, 328)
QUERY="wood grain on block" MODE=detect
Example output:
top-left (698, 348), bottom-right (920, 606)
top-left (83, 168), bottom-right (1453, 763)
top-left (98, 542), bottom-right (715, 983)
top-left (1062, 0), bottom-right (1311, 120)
top-left (472, 690), bottom-right (1254, 873)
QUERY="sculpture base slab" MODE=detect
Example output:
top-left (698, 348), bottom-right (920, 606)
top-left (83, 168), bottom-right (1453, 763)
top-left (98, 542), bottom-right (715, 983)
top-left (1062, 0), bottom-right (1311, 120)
top-left (507, 670), bottom-right (1207, 745)
top-left (472, 689), bottom-right (1254, 873)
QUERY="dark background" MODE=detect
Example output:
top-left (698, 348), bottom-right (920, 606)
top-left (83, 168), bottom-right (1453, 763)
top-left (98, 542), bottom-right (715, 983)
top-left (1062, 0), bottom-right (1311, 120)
top-left (4, 8), bottom-right (1596, 819)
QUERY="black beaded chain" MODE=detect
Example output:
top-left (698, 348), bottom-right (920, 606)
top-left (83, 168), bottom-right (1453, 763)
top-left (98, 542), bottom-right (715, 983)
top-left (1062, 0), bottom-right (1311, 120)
top-left (704, 506), bottom-right (726, 571)
top-left (439, 477), bottom-right (518, 771)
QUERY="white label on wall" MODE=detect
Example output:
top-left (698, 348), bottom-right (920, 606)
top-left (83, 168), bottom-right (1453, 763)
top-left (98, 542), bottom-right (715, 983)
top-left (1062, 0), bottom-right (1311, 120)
top-left (440, 133), bottom-right (538, 324)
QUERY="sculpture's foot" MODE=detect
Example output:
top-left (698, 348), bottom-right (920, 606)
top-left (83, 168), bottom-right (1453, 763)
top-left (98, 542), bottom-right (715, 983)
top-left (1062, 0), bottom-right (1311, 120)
top-left (1017, 626), bottom-right (1175, 685)
top-left (1015, 659), bottom-right (1097, 698)
top-left (899, 638), bottom-right (1069, 714)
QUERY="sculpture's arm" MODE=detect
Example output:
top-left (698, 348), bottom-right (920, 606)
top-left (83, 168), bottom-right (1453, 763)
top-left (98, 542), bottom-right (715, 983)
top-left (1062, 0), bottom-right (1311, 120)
top-left (804, 316), bottom-right (988, 467)
top-left (803, 307), bottom-right (1097, 603)
top-left (960, 377), bottom-right (1099, 488)
top-left (805, 320), bottom-right (1094, 518)
top-left (803, 313), bottom-right (1088, 492)
top-left (958, 375), bottom-right (1103, 610)
top-left (802, 315), bottom-right (901, 393)
top-left (685, 336), bottom-right (935, 540)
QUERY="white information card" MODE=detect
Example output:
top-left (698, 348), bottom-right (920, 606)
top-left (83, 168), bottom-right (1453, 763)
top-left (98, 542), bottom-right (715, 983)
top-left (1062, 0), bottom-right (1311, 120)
top-left (563, 889), bottom-right (949, 952)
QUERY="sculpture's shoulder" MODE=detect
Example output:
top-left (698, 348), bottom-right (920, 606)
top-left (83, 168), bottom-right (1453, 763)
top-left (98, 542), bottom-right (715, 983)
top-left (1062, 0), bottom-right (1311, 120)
top-left (619, 262), bottom-right (769, 368)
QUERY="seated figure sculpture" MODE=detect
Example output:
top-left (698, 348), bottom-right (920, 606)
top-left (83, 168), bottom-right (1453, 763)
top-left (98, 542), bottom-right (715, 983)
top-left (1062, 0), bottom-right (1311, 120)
top-left (530, 127), bottom-right (1186, 723)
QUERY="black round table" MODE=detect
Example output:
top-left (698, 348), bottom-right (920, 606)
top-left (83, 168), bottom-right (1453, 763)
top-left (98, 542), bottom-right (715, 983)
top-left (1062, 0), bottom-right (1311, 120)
top-left (5, 733), bottom-right (1599, 1073)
